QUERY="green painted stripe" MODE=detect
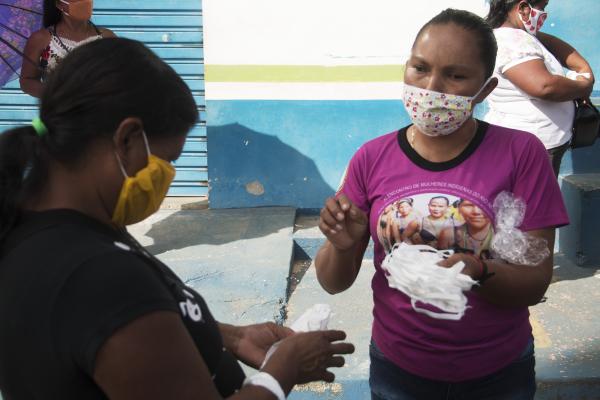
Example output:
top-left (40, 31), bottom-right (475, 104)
top-left (205, 65), bottom-right (405, 83)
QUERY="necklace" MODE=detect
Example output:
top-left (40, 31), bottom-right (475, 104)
top-left (466, 224), bottom-right (490, 242)
top-left (408, 126), bottom-right (416, 148)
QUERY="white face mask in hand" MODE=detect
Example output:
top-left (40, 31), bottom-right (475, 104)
top-left (260, 304), bottom-right (332, 369)
top-left (382, 243), bottom-right (477, 320)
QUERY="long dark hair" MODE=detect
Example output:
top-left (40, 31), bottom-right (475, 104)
top-left (43, 0), bottom-right (62, 28)
top-left (486, 0), bottom-right (547, 28)
top-left (416, 8), bottom-right (498, 79)
top-left (0, 38), bottom-right (198, 242)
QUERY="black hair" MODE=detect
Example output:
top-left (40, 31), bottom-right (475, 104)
top-left (43, 0), bottom-right (62, 28)
top-left (485, 0), bottom-right (547, 28)
top-left (429, 196), bottom-right (450, 206)
top-left (415, 8), bottom-right (498, 79)
top-left (0, 38), bottom-right (198, 242)
top-left (396, 198), bottom-right (414, 207)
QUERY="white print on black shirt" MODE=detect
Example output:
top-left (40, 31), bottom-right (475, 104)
top-left (180, 289), bottom-right (203, 322)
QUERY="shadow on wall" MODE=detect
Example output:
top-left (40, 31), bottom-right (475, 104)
top-left (207, 123), bottom-right (336, 209)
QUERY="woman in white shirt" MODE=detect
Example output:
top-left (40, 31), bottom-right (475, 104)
top-left (484, 0), bottom-right (594, 176)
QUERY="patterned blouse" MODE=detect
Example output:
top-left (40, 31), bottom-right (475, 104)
top-left (39, 23), bottom-right (103, 79)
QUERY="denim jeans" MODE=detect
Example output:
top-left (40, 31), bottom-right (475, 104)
top-left (369, 338), bottom-right (536, 400)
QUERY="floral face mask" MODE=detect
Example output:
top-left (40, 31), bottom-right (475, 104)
top-left (518, 2), bottom-right (548, 36)
top-left (402, 77), bottom-right (493, 137)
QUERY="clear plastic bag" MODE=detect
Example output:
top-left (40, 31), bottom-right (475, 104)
top-left (490, 191), bottom-right (550, 266)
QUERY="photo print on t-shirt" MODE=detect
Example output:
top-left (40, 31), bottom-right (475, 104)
top-left (376, 192), bottom-right (495, 259)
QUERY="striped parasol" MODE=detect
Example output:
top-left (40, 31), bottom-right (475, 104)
top-left (0, 0), bottom-right (43, 87)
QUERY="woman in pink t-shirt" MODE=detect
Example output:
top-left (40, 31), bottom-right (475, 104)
top-left (315, 8), bottom-right (568, 400)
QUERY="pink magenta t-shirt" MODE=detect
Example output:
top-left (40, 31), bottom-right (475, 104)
top-left (339, 121), bottom-right (569, 382)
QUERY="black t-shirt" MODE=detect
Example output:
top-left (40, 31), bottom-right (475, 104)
top-left (0, 210), bottom-right (245, 399)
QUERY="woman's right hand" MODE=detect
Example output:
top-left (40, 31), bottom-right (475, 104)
top-left (575, 75), bottom-right (594, 99)
top-left (262, 330), bottom-right (354, 389)
top-left (319, 195), bottom-right (368, 251)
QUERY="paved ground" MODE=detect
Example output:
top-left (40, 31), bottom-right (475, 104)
top-left (127, 206), bottom-right (600, 400)
top-left (129, 206), bottom-right (296, 326)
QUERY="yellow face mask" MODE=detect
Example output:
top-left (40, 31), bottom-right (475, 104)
top-left (111, 132), bottom-right (176, 226)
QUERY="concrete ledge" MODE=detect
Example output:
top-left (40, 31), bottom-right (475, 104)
top-left (159, 196), bottom-right (209, 210)
top-left (559, 174), bottom-right (600, 267)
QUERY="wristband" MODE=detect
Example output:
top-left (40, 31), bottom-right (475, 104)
top-left (464, 254), bottom-right (495, 285)
top-left (243, 372), bottom-right (286, 400)
top-left (464, 253), bottom-right (483, 278)
top-left (478, 260), bottom-right (495, 285)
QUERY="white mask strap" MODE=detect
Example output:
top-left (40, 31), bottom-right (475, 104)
top-left (411, 300), bottom-right (465, 321)
top-left (471, 76), bottom-right (494, 102)
top-left (59, 0), bottom-right (70, 15)
top-left (141, 130), bottom-right (151, 157)
top-left (114, 131), bottom-right (150, 179)
top-left (114, 152), bottom-right (129, 179)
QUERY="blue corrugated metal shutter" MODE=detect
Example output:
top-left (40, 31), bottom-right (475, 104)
top-left (0, 0), bottom-right (207, 197)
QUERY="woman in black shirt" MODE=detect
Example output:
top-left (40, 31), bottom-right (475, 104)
top-left (0, 38), bottom-right (353, 399)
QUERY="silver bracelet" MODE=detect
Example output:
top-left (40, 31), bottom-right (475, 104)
top-left (243, 371), bottom-right (286, 400)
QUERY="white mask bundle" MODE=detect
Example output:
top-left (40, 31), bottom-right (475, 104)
top-left (382, 243), bottom-right (477, 320)
top-left (260, 304), bottom-right (331, 369)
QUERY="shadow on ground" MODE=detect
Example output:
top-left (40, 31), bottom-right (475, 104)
top-left (142, 207), bottom-right (296, 255)
top-left (551, 253), bottom-right (600, 283)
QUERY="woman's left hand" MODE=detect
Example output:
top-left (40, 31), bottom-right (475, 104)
top-left (437, 253), bottom-right (481, 281)
top-left (232, 322), bottom-right (294, 369)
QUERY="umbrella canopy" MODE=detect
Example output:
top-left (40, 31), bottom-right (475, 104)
top-left (0, 0), bottom-right (43, 88)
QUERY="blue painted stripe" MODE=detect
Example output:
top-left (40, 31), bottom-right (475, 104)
top-left (95, 0), bottom-right (202, 10)
top-left (112, 29), bottom-right (203, 44)
top-left (93, 13), bottom-right (202, 29)
top-left (1, 77), bottom-right (204, 92)
top-left (0, 105), bottom-right (206, 122)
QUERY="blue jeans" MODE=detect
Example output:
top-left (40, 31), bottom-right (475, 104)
top-left (369, 338), bottom-right (536, 400)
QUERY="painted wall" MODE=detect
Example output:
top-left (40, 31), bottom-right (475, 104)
top-left (204, 0), bottom-right (600, 209)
